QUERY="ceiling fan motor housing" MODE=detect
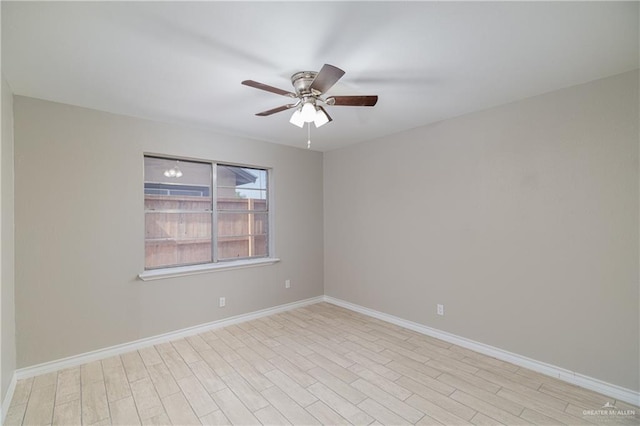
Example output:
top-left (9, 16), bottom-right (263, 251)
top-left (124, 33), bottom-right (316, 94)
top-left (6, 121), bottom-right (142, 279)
top-left (291, 71), bottom-right (318, 96)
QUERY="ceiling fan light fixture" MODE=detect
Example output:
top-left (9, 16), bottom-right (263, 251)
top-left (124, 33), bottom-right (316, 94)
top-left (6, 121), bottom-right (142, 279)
top-left (289, 109), bottom-right (305, 128)
top-left (164, 161), bottom-right (183, 178)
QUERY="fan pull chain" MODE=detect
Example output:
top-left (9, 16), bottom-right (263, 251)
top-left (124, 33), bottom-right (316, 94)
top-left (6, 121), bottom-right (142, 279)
top-left (307, 122), bottom-right (311, 149)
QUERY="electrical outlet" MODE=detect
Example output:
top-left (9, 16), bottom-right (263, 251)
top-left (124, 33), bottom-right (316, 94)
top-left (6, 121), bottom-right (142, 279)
top-left (285, 279), bottom-right (291, 289)
top-left (437, 304), bottom-right (444, 316)
top-left (219, 297), bottom-right (226, 308)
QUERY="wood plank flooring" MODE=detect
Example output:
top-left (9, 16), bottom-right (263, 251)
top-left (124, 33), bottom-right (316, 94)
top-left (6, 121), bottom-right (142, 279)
top-left (5, 303), bottom-right (639, 425)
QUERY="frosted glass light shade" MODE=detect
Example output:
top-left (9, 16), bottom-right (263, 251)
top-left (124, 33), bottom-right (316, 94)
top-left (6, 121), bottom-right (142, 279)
top-left (289, 109), bottom-right (305, 128)
top-left (314, 108), bottom-right (330, 128)
top-left (301, 102), bottom-right (316, 122)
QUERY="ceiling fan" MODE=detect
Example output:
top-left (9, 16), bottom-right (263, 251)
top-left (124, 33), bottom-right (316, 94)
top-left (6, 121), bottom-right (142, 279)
top-left (241, 64), bottom-right (378, 129)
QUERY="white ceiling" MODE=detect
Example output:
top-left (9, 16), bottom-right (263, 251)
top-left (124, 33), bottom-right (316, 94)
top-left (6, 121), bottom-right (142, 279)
top-left (2, 1), bottom-right (638, 152)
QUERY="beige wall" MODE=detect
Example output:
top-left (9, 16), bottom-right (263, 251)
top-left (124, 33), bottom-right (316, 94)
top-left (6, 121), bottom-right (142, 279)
top-left (1, 76), bottom-right (16, 403)
top-left (13, 97), bottom-right (324, 368)
top-left (324, 71), bottom-right (639, 391)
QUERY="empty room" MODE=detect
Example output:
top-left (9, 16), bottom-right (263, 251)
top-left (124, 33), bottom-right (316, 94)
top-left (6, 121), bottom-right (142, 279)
top-left (0, 1), bottom-right (638, 425)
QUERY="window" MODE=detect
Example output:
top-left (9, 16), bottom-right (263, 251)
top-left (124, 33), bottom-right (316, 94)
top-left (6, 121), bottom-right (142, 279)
top-left (144, 156), bottom-right (270, 270)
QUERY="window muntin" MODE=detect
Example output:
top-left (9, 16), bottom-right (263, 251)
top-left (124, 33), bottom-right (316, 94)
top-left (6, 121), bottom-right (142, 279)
top-left (144, 157), bottom-right (269, 270)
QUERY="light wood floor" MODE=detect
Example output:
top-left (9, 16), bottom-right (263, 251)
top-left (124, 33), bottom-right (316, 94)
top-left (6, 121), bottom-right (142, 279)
top-left (4, 303), bottom-right (639, 425)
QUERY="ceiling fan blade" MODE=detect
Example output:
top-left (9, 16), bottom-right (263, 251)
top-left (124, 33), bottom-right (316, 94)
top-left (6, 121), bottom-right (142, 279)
top-left (242, 80), bottom-right (296, 97)
top-left (310, 64), bottom-right (345, 94)
top-left (255, 104), bottom-right (296, 116)
top-left (328, 95), bottom-right (378, 107)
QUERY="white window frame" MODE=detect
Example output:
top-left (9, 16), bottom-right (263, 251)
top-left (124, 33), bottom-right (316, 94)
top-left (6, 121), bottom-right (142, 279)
top-left (139, 155), bottom-right (279, 281)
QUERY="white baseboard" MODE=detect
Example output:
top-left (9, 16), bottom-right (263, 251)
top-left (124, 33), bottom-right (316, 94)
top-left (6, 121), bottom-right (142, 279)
top-left (13, 295), bottom-right (324, 382)
top-left (323, 295), bottom-right (640, 407)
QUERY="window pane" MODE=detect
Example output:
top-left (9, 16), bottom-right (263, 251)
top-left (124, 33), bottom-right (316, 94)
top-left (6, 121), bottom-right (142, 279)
top-left (217, 212), bottom-right (268, 260)
top-left (144, 194), bottom-right (211, 212)
top-left (217, 194), bottom-right (267, 211)
top-left (217, 212), bottom-right (267, 237)
top-left (144, 157), bottom-right (212, 269)
top-left (217, 165), bottom-right (267, 211)
top-left (217, 235), bottom-right (268, 261)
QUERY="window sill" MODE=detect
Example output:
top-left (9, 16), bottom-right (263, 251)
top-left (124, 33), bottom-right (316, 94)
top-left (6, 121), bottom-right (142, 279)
top-left (138, 258), bottom-right (280, 281)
